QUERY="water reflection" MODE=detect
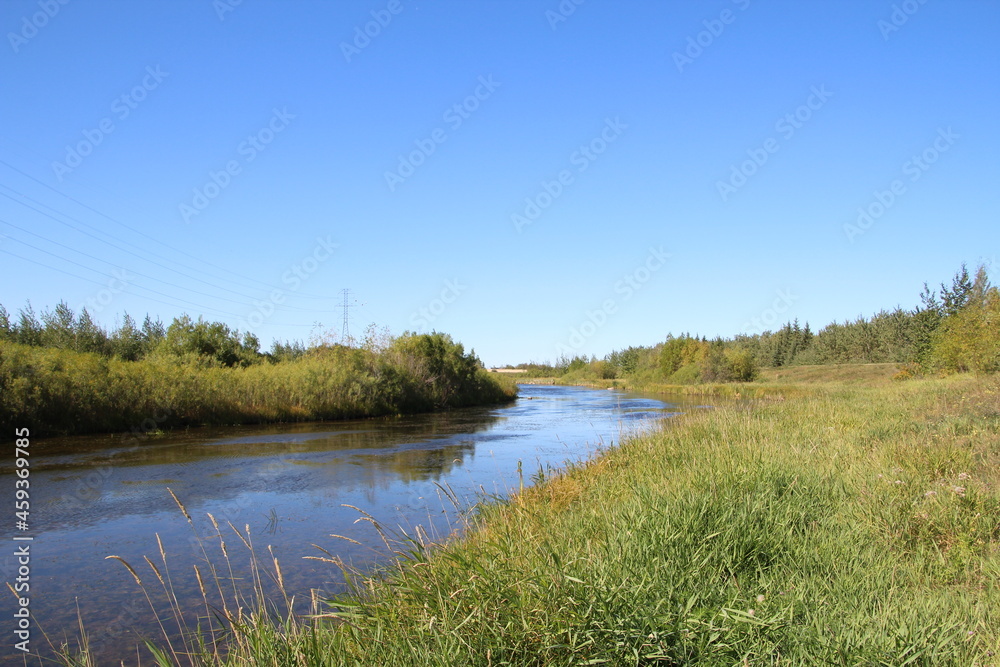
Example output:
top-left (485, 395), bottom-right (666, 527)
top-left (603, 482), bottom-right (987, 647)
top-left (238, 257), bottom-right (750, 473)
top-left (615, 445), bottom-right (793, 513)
top-left (1, 385), bottom-right (695, 665)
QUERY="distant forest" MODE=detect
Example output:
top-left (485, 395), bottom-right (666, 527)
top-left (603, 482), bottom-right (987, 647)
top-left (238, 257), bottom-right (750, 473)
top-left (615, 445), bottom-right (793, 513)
top-left (514, 263), bottom-right (999, 383)
top-left (0, 263), bottom-right (996, 391)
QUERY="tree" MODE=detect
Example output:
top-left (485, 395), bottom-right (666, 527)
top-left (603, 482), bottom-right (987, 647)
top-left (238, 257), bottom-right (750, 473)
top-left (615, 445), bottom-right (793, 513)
top-left (0, 305), bottom-right (10, 340)
top-left (110, 314), bottom-right (144, 361)
top-left (968, 264), bottom-right (992, 308)
top-left (723, 346), bottom-right (758, 382)
top-left (15, 303), bottom-right (43, 346)
top-left (40, 301), bottom-right (76, 349)
top-left (270, 339), bottom-right (306, 362)
top-left (932, 286), bottom-right (1000, 373)
top-left (75, 309), bottom-right (109, 355)
top-left (242, 331), bottom-right (261, 356)
top-left (162, 315), bottom-right (260, 367)
top-left (940, 263), bottom-right (973, 316)
top-left (606, 347), bottom-right (640, 376)
top-left (141, 315), bottom-right (166, 355)
top-left (919, 282), bottom-right (942, 317)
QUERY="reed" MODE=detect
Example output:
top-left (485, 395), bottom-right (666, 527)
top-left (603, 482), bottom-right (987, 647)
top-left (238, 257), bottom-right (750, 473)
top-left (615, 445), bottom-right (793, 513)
top-left (0, 333), bottom-right (517, 438)
top-left (58, 374), bottom-right (999, 665)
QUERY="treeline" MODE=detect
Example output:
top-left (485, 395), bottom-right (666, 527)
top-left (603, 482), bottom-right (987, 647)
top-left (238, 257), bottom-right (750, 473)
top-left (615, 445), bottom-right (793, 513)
top-left (0, 302), bottom-right (297, 366)
top-left (738, 263), bottom-right (997, 371)
top-left (512, 263), bottom-right (999, 383)
top-left (0, 304), bottom-right (516, 437)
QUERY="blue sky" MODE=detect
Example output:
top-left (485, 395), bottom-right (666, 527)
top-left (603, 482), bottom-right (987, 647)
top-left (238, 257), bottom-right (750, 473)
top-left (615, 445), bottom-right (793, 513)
top-left (1, 0), bottom-right (997, 366)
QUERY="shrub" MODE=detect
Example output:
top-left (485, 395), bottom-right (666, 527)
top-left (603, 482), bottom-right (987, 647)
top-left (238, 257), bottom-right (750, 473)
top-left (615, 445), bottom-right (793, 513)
top-left (0, 333), bottom-right (516, 438)
top-left (932, 286), bottom-right (1000, 373)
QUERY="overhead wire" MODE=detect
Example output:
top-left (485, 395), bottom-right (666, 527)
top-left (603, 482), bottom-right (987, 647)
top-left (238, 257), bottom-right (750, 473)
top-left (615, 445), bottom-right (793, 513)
top-left (0, 156), bottom-right (336, 299)
top-left (0, 199), bottom-right (325, 312)
top-left (0, 241), bottom-right (323, 326)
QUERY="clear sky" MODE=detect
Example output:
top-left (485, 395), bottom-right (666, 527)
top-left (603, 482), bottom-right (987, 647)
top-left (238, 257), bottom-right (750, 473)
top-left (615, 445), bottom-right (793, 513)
top-left (1, 0), bottom-right (997, 366)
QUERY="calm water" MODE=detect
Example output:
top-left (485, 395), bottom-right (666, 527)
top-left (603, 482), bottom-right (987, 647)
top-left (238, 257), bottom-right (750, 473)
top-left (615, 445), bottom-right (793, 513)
top-left (1, 384), bottom-right (696, 664)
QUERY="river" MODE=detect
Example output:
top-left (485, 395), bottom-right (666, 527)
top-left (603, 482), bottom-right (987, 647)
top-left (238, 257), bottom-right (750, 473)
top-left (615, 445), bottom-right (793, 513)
top-left (1, 384), bottom-right (701, 664)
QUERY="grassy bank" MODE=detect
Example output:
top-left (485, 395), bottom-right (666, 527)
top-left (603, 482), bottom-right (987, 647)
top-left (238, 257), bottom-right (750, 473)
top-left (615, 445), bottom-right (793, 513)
top-left (758, 362), bottom-right (901, 385)
top-left (76, 373), bottom-right (999, 665)
top-left (0, 333), bottom-right (517, 438)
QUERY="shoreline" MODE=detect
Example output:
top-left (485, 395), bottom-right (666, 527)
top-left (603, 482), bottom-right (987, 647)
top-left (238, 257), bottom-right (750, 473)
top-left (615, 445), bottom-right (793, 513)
top-left (61, 371), bottom-right (999, 664)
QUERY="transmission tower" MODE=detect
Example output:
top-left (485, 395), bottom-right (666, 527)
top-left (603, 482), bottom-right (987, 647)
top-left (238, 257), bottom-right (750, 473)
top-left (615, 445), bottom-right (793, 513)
top-left (339, 288), bottom-right (358, 344)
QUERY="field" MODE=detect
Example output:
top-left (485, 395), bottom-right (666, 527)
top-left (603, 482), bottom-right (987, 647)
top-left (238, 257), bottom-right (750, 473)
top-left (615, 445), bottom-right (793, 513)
top-left (70, 370), bottom-right (1000, 665)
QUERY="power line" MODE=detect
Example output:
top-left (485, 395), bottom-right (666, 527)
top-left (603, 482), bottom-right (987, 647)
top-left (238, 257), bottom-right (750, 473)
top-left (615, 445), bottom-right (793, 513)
top-left (0, 248), bottom-right (245, 320)
top-left (0, 210), bottom-right (322, 312)
top-left (0, 246), bottom-right (321, 326)
top-left (0, 186), bottom-right (284, 302)
top-left (0, 157), bottom-right (334, 299)
top-left (339, 288), bottom-right (365, 343)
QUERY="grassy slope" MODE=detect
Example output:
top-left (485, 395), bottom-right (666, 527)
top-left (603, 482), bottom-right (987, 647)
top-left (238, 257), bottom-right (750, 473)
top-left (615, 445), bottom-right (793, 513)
top-left (161, 373), bottom-right (997, 666)
top-left (74, 371), bottom-right (998, 665)
top-left (759, 362), bottom-right (901, 385)
top-left (527, 363), bottom-right (903, 398)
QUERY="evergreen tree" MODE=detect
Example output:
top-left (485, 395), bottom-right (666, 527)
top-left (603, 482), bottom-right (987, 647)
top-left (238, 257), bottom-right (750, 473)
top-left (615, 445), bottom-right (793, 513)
top-left (0, 305), bottom-right (10, 340)
top-left (75, 308), bottom-right (109, 355)
top-left (111, 313), bottom-right (144, 361)
top-left (141, 314), bottom-right (166, 355)
top-left (940, 263), bottom-right (973, 316)
top-left (15, 302), bottom-right (43, 346)
top-left (40, 301), bottom-right (76, 349)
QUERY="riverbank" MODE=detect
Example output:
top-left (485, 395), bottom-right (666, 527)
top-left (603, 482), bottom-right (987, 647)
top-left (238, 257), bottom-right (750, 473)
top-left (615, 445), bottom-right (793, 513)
top-left (523, 363), bottom-right (904, 401)
top-left (0, 333), bottom-right (517, 438)
top-left (72, 372), bottom-right (998, 664)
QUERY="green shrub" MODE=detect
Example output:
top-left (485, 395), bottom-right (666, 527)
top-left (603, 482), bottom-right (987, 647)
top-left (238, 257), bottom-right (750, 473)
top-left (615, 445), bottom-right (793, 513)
top-left (931, 287), bottom-right (1000, 373)
top-left (0, 333), bottom-right (516, 438)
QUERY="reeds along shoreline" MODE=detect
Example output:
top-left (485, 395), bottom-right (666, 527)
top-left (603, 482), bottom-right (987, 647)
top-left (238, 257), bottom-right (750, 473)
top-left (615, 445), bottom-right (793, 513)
top-left (63, 373), bottom-right (1000, 666)
top-left (0, 332), bottom-right (517, 439)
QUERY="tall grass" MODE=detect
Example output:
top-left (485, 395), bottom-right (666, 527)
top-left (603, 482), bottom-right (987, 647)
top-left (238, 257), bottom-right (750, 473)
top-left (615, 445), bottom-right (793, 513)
top-left (62, 375), bottom-right (1000, 665)
top-left (0, 334), bottom-right (517, 438)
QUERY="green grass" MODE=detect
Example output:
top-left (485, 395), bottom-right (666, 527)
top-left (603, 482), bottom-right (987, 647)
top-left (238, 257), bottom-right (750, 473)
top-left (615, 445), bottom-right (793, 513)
top-left (60, 374), bottom-right (1000, 665)
top-left (758, 362), bottom-right (902, 385)
top-left (0, 335), bottom-right (517, 438)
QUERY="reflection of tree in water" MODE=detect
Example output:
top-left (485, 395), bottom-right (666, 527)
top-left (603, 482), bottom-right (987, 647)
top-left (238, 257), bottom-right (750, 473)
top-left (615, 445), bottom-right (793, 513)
top-left (36, 404), bottom-right (501, 474)
top-left (26, 404), bottom-right (505, 533)
top-left (29, 403), bottom-right (503, 469)
top-left (17, 387), bottom-right (678, 666)
top-left (350, 439), bottom-right (475, 483)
